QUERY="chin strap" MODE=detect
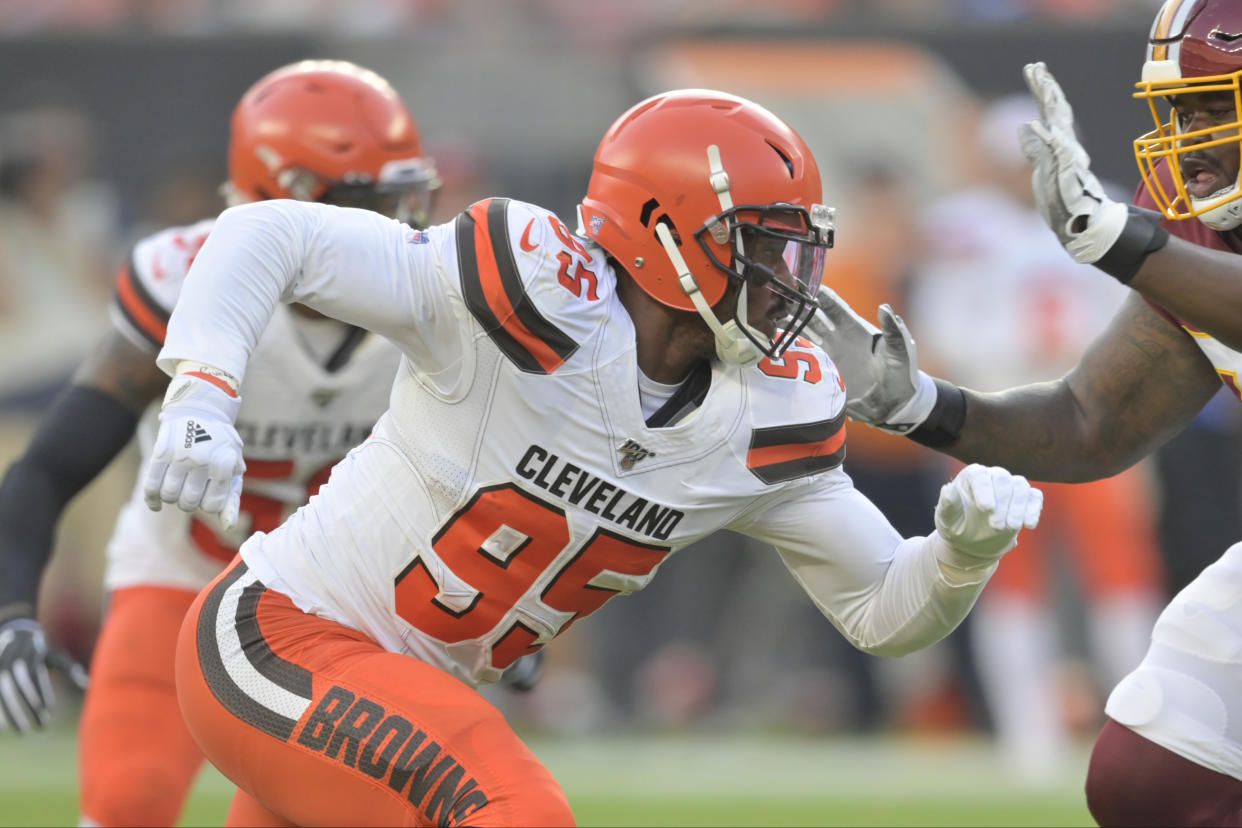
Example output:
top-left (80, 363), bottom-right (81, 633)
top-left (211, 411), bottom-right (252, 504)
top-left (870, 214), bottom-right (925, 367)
top-left (649, 143), bottom-right (777, 365)
top-left (655, 222), bottom-right (762, 364)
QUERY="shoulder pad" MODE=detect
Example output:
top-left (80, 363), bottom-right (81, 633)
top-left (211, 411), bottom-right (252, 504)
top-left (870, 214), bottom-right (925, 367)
top-left (454, 198), bottom-right (610, 375)
top-left (112, 219), bottom-right (215, 348)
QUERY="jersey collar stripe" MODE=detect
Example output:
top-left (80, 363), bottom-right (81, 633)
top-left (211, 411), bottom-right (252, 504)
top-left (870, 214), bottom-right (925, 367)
top-left (113, 257), bottom-right (169, 346)
top-left (645, 360), bottom-right (712, 428)
top-left (323, 325), bottom-right (368, 372)
top-left (457, 198), bottom-right (577, 374)
top-left (195, 560), bottom-right (313, 740)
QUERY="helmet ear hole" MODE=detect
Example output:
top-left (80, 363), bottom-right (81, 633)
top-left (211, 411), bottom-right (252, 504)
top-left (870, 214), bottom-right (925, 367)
top-left (653, 215), bottom-right (680, 246)
top-left (639, 198), bottom-right (660, 227)
top-left (766, 141), bottom-right (794, 176)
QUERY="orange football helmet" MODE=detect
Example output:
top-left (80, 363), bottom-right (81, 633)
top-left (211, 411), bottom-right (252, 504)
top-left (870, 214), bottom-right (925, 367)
top-left (579, 89), bottom-right (834, 363)
top-left (1134, 0), bottom-right (1242, 229)
top-left (226, 59), bottom-right (439, 227)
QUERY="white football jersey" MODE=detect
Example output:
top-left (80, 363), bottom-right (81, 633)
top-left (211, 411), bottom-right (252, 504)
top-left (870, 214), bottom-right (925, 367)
top-left (105, 218), bottom-right (402, 592)
top-left (161, 198), bottom-right (1001, 688)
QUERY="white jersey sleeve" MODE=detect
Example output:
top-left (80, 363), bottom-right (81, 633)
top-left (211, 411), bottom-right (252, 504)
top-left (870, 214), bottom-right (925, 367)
top-left (734, 468), bottom-right (990, 657)
top-left (156, 201), bottom-right (458, 381)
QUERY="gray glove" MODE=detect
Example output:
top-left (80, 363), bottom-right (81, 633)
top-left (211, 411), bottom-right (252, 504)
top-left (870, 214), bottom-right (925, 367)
top-left (0, 617), bottom-right (54, 733)
top-left (804, 286), bottom-right (937, 432)
top-left (1019, 61), bottom-right (1167, 283)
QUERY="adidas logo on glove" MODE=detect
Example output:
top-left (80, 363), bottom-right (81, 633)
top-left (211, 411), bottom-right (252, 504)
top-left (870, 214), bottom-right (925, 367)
top-left (183, 420), bottom-right (212, 448)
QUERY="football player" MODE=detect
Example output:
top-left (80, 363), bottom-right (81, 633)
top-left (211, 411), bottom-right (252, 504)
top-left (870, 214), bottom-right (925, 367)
top-left (0, 60), bottom-right (438, 827)
top-left (809, 0), bottom-right (1242, 823)
top-left (142, 88), bottom-right (1042, 825)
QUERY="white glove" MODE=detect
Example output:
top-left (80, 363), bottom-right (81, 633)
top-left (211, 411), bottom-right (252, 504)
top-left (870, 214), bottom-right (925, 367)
top-left (933, 464), bottom-right (1044, 573)
top-left (804, 285), bottom-right (937, 432)
top-left (1019, 61), bottom-right (1167, 283)
top-left (142, 373), bottom-right (245, 529)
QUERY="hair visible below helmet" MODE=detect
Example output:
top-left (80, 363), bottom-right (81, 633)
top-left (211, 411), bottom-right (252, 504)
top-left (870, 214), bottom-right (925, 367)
top-left (225, 59), bottom-right (439, 227)
top-left (579, 89), bottom-right (834, 364)
top-left (1134, 0), bottom-right (1242, 230)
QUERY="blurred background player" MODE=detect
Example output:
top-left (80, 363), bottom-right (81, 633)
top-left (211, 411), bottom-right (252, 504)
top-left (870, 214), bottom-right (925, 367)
top-left (908, 93), bottom-right (1164, 780)
top-left (0, 59), bottom-right (439, 827)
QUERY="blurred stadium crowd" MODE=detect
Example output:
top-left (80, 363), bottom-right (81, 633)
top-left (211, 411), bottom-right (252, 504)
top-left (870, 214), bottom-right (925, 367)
top-left (0, 0), bottom-right (1228, 793)
top-left (0, 0), bottom-right (1173, 36)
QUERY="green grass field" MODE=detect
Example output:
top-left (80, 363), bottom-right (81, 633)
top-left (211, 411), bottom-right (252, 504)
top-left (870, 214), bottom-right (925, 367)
top-left (0, 719), bottom-right (1094, 827)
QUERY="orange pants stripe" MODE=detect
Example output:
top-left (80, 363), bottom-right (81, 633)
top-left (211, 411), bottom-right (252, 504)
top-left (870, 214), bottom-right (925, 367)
top-left (78, 585), bottom-right (206, 827)
top-left (176, 558), bottom-right (574, 827)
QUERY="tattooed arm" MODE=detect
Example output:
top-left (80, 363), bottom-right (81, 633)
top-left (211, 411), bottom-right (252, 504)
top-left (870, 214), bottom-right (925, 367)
top-left (944, 292), bottom-right (1220, 482)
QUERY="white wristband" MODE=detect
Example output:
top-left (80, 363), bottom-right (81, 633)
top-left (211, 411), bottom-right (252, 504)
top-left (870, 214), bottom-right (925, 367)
top-left (882, 371), bottom-right (938, 433)
top-left (171, 360), bottom-right (240, 399)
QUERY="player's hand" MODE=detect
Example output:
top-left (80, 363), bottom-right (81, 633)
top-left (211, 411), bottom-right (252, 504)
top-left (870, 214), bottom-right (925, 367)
top-left (1020, 61), bottom-right (1167, 283)
top-left (142, 373), bottom-right (244, 529)
top-left (804, 286), bottom-right (937, 432)
top-left (0, 617), bottom-right (54, 733)
top-left (933, 464), bottom-right (1043, 572)
top-left (500, 650), bottom-right (545, 693)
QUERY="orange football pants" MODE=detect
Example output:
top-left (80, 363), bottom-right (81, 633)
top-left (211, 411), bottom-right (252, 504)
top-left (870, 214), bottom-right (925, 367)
top-left (175, 558), bottom-right (574, 827)
top-left (987, 468), bottom-right (1163, 597)
top-left (78, 585), bottom-right (206, 827)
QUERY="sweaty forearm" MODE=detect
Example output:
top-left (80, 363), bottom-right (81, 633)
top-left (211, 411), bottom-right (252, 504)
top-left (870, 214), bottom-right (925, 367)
top-left (0, 385), bottom-right (138, 610)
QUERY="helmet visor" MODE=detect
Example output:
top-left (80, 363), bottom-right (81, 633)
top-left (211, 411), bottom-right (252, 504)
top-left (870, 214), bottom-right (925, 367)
top-left (320, 157), bottom-right (441, 228)
top-left (696, 202), bottom-right (835, 357)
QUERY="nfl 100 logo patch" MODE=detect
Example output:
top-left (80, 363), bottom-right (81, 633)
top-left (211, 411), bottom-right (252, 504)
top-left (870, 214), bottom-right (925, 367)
top-left (618, 438), bottom-right (655, 470)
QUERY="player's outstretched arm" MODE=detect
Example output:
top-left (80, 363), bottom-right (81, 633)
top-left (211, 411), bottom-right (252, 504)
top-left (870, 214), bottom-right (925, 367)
top-left (0, 330), bottom-right (166, 732)
top-left (751, 465), bottom-right (1040, 657)
top-left (805, 290), bottom-right (1217, 481)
